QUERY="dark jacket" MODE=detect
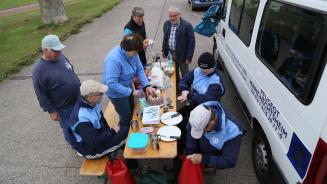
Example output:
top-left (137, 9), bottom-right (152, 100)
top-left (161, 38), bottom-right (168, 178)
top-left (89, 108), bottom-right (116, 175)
top-left (32, 54), bottom-right (80, 113)
top-left (179, 67), bottom-right (224, 107)
top-left (66, 97), bottom-right (128, 157)
top-left (124, 16), bottom-right (147, 65)
top-left (162, 18), bottom-right (195, 63)
top-left (186, 101), bottom-right (244, 169)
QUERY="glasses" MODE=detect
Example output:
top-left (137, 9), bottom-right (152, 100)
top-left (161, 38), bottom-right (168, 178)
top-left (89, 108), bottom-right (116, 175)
top-left (169, 14), bottom-right (179, 18)
top-left (91, 92), bottom-right (103, 96)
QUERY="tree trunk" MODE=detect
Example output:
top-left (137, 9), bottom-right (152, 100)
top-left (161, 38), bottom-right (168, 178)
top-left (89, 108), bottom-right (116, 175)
top-left (39, 0), bottom-right (68, 24)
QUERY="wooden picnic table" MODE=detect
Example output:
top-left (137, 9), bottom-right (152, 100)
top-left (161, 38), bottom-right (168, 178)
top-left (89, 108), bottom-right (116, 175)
top-left (123, 65), bottom-right (177, 159)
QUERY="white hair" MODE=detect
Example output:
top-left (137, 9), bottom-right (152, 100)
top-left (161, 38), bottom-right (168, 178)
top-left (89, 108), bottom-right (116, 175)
top-left (168, 6), bottom-right (181, 14)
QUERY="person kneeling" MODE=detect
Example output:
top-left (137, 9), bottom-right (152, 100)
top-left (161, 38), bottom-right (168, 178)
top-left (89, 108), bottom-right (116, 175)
top-left (186, 101), bottom-right (244, 169)
top-left (67, 80), bottom-right (129, 159)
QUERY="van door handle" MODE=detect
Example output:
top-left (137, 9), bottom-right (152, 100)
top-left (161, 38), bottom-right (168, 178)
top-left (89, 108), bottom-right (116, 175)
top-left (222, 28), bottom-right (226, 37)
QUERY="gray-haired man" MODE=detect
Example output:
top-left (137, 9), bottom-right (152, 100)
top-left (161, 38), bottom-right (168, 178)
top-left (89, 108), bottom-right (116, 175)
top-left (162, 6), bottom-right (195, 82)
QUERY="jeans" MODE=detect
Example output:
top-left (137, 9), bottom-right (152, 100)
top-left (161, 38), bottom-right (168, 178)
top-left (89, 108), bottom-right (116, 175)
top-left (57, 106), bottom-right (74, 145)
top-left (110, 94), bottom-right (134, 128)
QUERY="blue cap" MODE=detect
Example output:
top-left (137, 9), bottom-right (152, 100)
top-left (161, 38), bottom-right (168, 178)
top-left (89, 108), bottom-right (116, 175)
top-left (41, 34), bottom-right (66, 51)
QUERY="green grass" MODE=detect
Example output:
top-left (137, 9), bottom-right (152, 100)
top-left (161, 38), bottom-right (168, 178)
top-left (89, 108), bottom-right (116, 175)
top-left (0, 0), bottom-right (120, 81)
top-left (0, 0), bottom-right (37, 10)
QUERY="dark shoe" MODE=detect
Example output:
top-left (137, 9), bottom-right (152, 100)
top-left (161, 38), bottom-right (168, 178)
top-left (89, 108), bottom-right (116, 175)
top-left (163, 165), bottom-right (175, 173)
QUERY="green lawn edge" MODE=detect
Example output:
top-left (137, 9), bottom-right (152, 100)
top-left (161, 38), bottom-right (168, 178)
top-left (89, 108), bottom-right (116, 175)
top-left (0, 0), bottom-right (120, 81)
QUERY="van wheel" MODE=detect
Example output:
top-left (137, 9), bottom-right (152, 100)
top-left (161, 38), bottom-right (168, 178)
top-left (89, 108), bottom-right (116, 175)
top-left (212, 42), bottom-right (223, 71)
top-left (252, 128), bottom-right (276, 184)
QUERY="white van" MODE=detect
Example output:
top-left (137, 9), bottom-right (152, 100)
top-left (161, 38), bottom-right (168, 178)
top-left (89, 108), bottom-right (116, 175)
top-left (213, 0), bottom-right (327, 183)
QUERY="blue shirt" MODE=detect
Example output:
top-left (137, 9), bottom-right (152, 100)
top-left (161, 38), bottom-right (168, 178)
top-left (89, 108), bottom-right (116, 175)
top-left (32, 54), bottom-right (80, 113)
top-left (103, 46), bottom-right (149, 98)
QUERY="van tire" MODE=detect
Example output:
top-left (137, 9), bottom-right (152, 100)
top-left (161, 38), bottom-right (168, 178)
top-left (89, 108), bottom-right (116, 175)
top-left (212, 42), bottom-right (223, 71)
top-left (252, 128), bottom-right (276, 184)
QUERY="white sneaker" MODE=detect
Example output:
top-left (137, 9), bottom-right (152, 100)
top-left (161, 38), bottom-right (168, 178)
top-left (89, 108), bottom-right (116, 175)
top-left (76, 152), bottom-right (83, 157)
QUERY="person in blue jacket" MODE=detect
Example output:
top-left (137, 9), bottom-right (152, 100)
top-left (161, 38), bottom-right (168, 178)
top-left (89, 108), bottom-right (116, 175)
top-left (177, 52), bottom-right (224, 109)
top-left (186, 101), bottom-right (244, 169)
top-left (176, 52), bottom-right (224, 142)
top-left (67, 80), bottom-right (128, 159)
top-left (103, 34), bottom-right (156, 128)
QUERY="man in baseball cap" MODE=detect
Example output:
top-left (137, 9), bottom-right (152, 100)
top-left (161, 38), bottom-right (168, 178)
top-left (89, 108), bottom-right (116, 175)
top-left (185, 101), bottom-right (244, 169)
top-left (65, 79), bottom-right (129, 159)
top-left (32, 34), bottom-right (80, 145)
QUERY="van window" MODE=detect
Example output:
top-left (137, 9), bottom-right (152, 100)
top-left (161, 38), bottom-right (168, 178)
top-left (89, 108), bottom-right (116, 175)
top-left (228, 0), bottom-right (259, 46)
top-left (256, 1), bottom-right (327, 104)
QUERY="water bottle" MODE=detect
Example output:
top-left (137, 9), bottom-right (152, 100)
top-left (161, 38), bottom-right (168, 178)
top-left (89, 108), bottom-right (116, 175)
top-left (168, 52), bottom-right (173, 68)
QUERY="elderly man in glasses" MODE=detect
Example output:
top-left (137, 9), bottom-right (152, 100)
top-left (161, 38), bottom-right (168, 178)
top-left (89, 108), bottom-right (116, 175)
top-left (32, 34), bottom-right (80, 145)
top-left (66, 80), bottom-right (129, 159)
top-left (162, 5), bottom-right (195, 83)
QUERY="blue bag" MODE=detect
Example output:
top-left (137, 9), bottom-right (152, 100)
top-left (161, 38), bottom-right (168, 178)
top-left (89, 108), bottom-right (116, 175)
top-left (194, 5), bottom-right (220, 37)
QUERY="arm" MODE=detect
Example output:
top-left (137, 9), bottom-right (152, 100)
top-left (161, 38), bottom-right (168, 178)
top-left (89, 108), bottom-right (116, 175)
top-left (32, 70), bottom-right (55, 113)
top-left (188, 83), bottom-right (224, 104)
top-left (162, 22), bottom-right (168, 57)
top-left (186, 23), bottom-right (195, 61)
top-left (202, 135), bottom-right (243, 169)
top-left (135, 56), bottom-right (149, 88)
top-left (104, 56), bottom-right (133, 96)
top-left (75, 122), bottom-right (117, 149)
top-left (179, 70), bottom-right (194, 92)
top-left (185, 123), bottom-right (199, 154)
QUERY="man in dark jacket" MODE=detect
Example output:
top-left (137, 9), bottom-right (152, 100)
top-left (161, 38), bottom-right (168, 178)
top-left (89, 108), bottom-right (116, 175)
top-left (186, 101), bottom-right (244, 169)
top-left (67, 80), bottom-right (128, 159)
top-left (162, 5), bottom-right (195, 82)
top-left (32, 34), bottom-right (80, 145)
top-left (124, 6), bottom-right (147, 66)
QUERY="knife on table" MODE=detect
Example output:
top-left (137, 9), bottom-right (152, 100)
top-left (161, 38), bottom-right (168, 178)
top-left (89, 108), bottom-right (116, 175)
top-left (157, 134), bottom-right (180, 140)
top-left (161, 112), bottom-right (181, 121)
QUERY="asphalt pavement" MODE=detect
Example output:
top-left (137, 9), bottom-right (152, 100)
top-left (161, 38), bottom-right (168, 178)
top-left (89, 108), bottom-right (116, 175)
top-left (0, 0), bottom-right (258, 183)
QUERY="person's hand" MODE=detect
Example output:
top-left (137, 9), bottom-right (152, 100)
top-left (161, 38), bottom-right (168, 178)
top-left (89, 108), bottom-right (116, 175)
top-left (112, 123), bottom-right (120, 133)
top-left (132, 89), bottom-right (140, 97)
top-left (49, 112), bottom-right (61, 121)
top-left (187, 154), bottom-right (202, 164)
top-left (185, 60), bottom-right (192, 64)
top-left (162, 52), bottom-right (167, 59)
top-left (143, 43), bottom-right (148, 49)
top-left (145, 86), bottom-right (156, 96)
top-left (177, 90), bottom-right (189, 102)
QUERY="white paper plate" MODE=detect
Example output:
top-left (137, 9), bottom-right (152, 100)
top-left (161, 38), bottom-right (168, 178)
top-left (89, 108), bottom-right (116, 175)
top-left (160, 112), bottom-right (183, 126)
top-left (157, 126), bottom-right (181, 142)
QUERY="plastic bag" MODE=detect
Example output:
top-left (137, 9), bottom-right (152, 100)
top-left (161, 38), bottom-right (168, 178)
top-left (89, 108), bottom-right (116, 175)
top-left (179, 156), bottom-right (204, 184)
top-left (106, 158), bottom-right (135, 184)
